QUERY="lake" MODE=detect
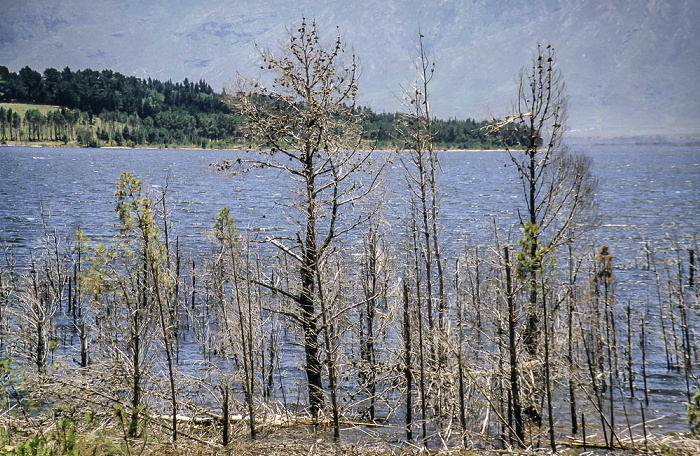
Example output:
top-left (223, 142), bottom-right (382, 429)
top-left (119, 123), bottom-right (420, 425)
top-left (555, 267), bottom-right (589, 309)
top-left (0, 141), bottom-right (698, 438)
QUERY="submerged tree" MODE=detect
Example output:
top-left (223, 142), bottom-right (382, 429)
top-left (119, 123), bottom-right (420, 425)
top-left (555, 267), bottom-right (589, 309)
top-left (218, 18), bottom-right (382, 433)
top-left (213, 207), bottom-right (258, 439)
top-left (492, 44), bottom-right (596, 355)
top-left (397, 32), bottom-right (452, 441)
top-left (84, 172), bottom-right (179, 440)
top-left (115, 172), bottom-right (179, 442)
top-left (16, 210), bottom-right (69, 377)
top-left (487, 44), bottom-right (597, 451)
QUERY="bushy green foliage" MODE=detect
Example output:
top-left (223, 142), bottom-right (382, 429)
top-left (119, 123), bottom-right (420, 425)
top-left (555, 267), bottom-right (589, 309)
top-left (4, 434), bottom-right (50, 456)
top-left (688, 391), bottom-right (700, 434)
top-left (74, 127), bottom-right (98, 148)
top-left (515, 221), bottom-right (551, 280)
top-left (1, 418), bottom-right (77, 456)
top-left (214, 207), bottom-right (240, 248)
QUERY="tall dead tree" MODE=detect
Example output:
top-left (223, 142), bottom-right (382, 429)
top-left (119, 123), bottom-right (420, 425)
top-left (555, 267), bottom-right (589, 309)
top-left (359, 223), bottom-right (387, 421)
top-left (492, 44), bottom-right (596, 357)
top-left (218, 18), bottom-right (382, 423)
top-left (398, 33), bottom-right (446, 365)
top-left (503, 246), bottom-right (524, 444)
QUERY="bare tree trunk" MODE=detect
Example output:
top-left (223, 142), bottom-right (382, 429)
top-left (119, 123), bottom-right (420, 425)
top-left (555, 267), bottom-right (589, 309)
top-left (652, 252), bottom-right (673, 369)
top-left (677, 251), bottom-right (692, 402)
top-left (317, 262), bottom-right (340, 440)
top-left (504, 247), bottom-right (524, 444)
top-left (222, 383), bottom-right (230, 447)
top-left (301, 247), bottom-right (323, 418)
top-left (456, 259), bottom-right (467, 445)
top-left (541, 278), bottom-right (555, 452)
top-left (80, 321), bottom-right (87, 368)
top-left (582, 317), bottom-right (608, 447)
top-left (641, 313), bottom-right (649, 406)
top-left (152, 253), bottom-right (178, 442)
top-left (412, 211), bottom-right (428, 442)
top-left (626, 300), bottom-right (634, 398)
top-left (402, 279), bottom-right (413, 441)
top-left (567, 242), bottom-right (579, 434)
top-left (130, 297), bottom-right (142, 438)
top-left (361, 227), bottom-right (379, 421)
top-left (232, 248), bottom-right (256, 439)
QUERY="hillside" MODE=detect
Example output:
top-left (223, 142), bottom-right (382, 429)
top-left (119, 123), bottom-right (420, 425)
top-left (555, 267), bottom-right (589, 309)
top-left (1, 0), bottom-right (698, 139)
top-left (0, 66), bottom-right (506, 149)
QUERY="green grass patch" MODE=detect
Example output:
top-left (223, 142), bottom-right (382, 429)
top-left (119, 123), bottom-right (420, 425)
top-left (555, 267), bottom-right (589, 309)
top-left (0, 102), bottom-right (63, 116)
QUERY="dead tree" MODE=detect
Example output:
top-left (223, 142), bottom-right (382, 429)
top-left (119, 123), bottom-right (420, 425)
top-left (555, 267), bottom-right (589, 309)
top-left (213, 207), bottom-right (258, 438)
top-left (398, 33), bottom-right (446, 365)
top-left (491, 44), bottom-right (596, 357)
top-left (16, 208), bottom-right (69, 376)
top-left (218, 18), bottom-right (383, 425)
top-left (359, 223), bottom-right (388, 421)
top-left (503, 246), bottom-right (524, 444)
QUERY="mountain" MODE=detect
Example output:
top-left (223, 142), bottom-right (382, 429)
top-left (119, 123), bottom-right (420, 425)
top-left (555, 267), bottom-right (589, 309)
top-left (1, 0), bottom-right (698, 139)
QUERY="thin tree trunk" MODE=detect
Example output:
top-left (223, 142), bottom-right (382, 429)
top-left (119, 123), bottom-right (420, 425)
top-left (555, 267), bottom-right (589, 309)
top-left (677, 253), bottom-right (692, 402)
top-left (652, 254), bottom-right (673, 369)
top-left (641, 314), bottom-right (649, 406)
top-left (222, 383), bottom-right (230, 447)
top-left (80, 321), bottom-right (87, 368)
top-left (567, 243), bottom-right (578, 434)
top-left (230, 246), bottom-right (256, 439)
top-left (403, 280), bottom-right (413, 441)
top-left (456, 259), bottom-right (467, 445)
top-left (152, 267), bottom-right (178, 442)
top-left (626, 300), bottom-right (634, 397)
top-left (413, 213), bottom-right (428, 442)
top-left (541, 278), bottom-right (556, 452)
top-left (504, 247), bottom-right (524, 444)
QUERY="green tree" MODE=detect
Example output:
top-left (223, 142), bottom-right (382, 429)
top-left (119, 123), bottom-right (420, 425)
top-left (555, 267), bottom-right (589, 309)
top-left (76, 127), bottom-right (98, 147)
top-left (85, 172), bottom-right (179, 439)
top-left (688, 391), bottom-right (700, 434)
top-left (18, 66), bottom-right (42, 101)
top-left (12, 111), bottom-right (20, 141)
top-left (24, 108), bottom-right (44, 141)
top-left (0, 106), bottom-right (6, 141)
top-left (115, 172), bottom-right (179, 441)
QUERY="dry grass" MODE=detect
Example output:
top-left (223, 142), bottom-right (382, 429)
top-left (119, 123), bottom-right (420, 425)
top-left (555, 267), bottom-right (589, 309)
top-left (102, 422), bottom-right (700, 456)
top-left (2, 412), bottom-right (699, 456)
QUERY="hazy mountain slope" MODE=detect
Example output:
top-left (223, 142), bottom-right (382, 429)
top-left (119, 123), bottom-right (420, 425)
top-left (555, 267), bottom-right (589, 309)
top-left (1, 0), bottom-right (698, 138)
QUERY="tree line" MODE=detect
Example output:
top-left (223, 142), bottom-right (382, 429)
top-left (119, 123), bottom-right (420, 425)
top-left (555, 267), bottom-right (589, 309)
top-left (0, 65), bottom-right (515, 149)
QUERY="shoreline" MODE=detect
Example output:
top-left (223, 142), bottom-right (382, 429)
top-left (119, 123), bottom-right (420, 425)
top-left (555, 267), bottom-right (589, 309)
top-left (1, 141), bottom-right (507, 153)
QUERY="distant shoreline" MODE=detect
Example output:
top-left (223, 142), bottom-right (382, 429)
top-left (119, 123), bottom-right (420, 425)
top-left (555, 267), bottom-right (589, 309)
top-left (0, 141), bottom-right (508, 153)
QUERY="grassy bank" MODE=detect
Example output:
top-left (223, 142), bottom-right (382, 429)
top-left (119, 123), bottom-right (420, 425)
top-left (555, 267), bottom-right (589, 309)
top-left (1, 411), bottom-right (698, 456)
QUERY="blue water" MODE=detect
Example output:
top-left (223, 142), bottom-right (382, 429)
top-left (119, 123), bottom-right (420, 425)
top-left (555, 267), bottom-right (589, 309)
top-left (1, 143), bottom-right (697, 257)
top-left (0, 142), bottom-right (698, 437)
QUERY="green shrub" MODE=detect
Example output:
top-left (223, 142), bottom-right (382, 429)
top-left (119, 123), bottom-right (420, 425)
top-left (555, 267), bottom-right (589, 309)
top-left (688, 391), bottom-right (700, 434)
top-left (6, 434), bottom-right (51, 456)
